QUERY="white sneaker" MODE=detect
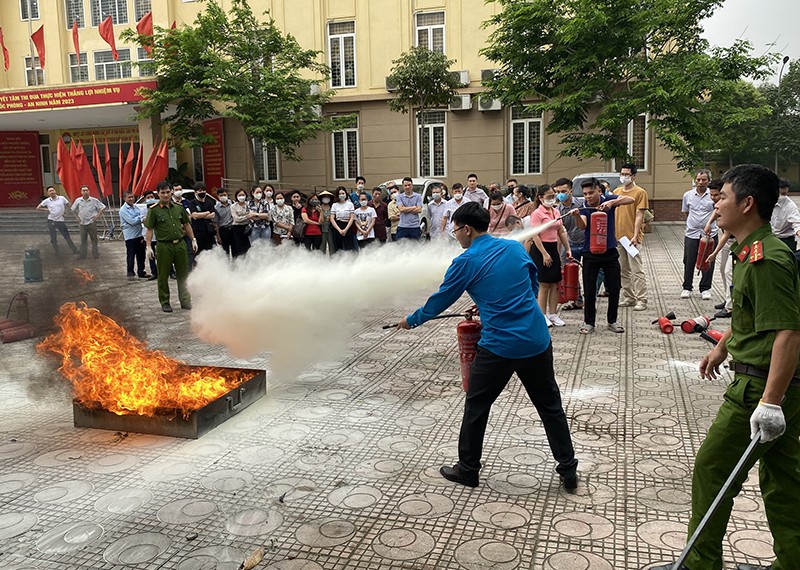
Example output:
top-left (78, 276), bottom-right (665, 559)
top-left (681, 289), bottom-right (691, 298)
top-left (549, 314), bottom-right (566, 327)
top-left (701, 290), bottom-right (712, 300)
top-left (544, 315), bottom-right (553, 327)
top-left (633, 302), bottom-right (648, 311)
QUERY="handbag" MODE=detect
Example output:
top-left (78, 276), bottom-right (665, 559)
top-left (290, 221), bottom-right (306, 240)
top-left (244, 223), bottom-right (253, 237)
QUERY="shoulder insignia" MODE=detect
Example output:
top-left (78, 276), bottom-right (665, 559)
top-left (148, 203), bottom-right (158, 209)
top-left (749, 240), bottom-right (764, 263)
top-left (737, 245), bottom-right (750, 262)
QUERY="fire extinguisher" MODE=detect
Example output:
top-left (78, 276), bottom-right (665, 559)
top-left (696, 235), bottom-right (715, 272)
top-left (456, 307), bottom-right (482, 393)
top-left (681, 315), bottom-right (715, 333)
top-left (651, 311), bottom-right (677, 334)
top-left (559, 261), bottom-right (580, 304)
top-left (589, 211), bottom-right (608, 254)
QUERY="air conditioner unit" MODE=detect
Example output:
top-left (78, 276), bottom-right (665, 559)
top-left (449, 94), bottom-right (472, 111)
top-left (312, 104), bottom-right (322, 117)
top-left (478, 95), bottom-right (502, 111)
top-left (450, 70), bottom-right (470, 87)
top-left (481, 68), bottom-right (500, 83)
top-left (309, 83), bottom-right (321, 95)
top-left (385, 76), bottom-right (399, 92)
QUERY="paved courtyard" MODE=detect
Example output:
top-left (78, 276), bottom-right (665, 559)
top-left (0, 224), bottom-right (776, 570)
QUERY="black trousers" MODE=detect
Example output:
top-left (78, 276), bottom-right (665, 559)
top-left (458, 343), bottom-right (577, 478)
top-left (195, 232), bottom-right (215, 253)
top-left (582, 248), bottom-right (621, 326)
top-left (231, 225), bottom-right (251, 258)
top-left (218, 226), bottom-right (234, 256)
top-left (47, 220), bottom-right (78, 253)
top-left (683, 236), bottom-right (717, 291)
top-left (125, 237), bottom-right (147, 276)
top-left (303, 234), bottom-right (322, 251)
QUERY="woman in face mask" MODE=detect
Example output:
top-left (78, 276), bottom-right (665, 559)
top-left (301, 193), bottom-right (324, 251)
top-left (330, 186), bottom-right (357, 251)
top-left (513, 185), bottom-right (536, 219)
top-left (487, 190), bottom-right (516, 237)
top-left (388, 187), bottom-right (401, 242)
top-left (247, 185), bottom-right (271, 242)
top-left (317, 190), bottom-right (335, 254)
top-left (230, 189), bottom-right (252, 257)
top-left (270, 192), bottom-right (295, 245)
top-left (354, 191), bottom-right (377, 248)
top-left (530, 184), bottom-right (572, 328)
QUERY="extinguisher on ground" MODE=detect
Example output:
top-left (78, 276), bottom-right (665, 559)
top-left (589, 211), bottom-right (608, 254)
top-left (456, 306), bottom-right (482, 393)
top-left (696, 234), bottom-right (715, 273)
top-left (558, 261), bottom-right (580, 304)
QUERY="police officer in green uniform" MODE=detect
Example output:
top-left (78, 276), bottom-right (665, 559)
top-left (144, 181), bottom-right (198, 313)
top-left (652, 164), bottom-right (800, 570)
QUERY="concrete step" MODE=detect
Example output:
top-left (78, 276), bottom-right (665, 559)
top-left (0, 208), bottom-right (119, 236)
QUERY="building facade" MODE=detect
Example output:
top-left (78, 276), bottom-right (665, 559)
top-left (1, 0), bottom-right (701, 216)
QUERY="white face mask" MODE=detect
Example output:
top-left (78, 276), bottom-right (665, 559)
top-left (322, 197), bottom-right (331, 204)
top-left (339, 195), bottom-right (347, 202)
top-left (219, 196), bottom-right (228, 204)
top-left (253, 192), bottom-right (262, 200)
top-left (432, 193), bottom-right (441, 201)
top-left (543, 198), bottom-right (556, 207)
top-left (237, 195), bottom-right (246, 202)
top-left (265, 191), bottom-right (273, 198)
top-left (356, 184), bottom-right (365, 190)
top-left (453, 193), bottom-right (463, 201)
top-left (620, 175), bottom-right (632, 185)
top-left (491, 203), bottom-right (503, 211)
top-left (275, 198), bottom-right (285, 206)
top-left (360, 200), bottom-right (368, 207)
top-left (391, 193), bottom-right (398, 201)
top-left (173, 190), bottom-right (183, 198)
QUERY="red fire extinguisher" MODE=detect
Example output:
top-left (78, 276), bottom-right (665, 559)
top-left (559, 261), bottom-right (580, 304)
top-left (456, 308), bottom-right (482, 393)
top-left (589, 211), bottom-right (608, 254)
top-left (696, 235), bottom-right (715, 272)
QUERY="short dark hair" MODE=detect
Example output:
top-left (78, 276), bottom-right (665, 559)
top-left (721, 164), bottom-right (779, 221)
top-left (156, 181), bottom-right (171, 192)
top-left (358, 192), bottom-right (369, 201)
top-left (580, 177), bottom-right (601, 190)
top-left (620, 163), bottom-right (638, 175)
top-left (778, 178), bottom-right (791, 190)
top-left (143, 190), bottom-right (156, 199)
top-left (46, 185), bottom-right (55, 191)
top-left (356, 176), bottom-right (366, 184)
top-left (451, 201), bottom-right (489, 232)
top-left (80, 185), bottom-right (89, 191)
top-left (195, 182), bottom-right (207, 191)
top-left (336, 186), bottom-right (347, 193)
top-left (123, 191), bottom-right (134, 199)
top-left (515, 185), bottom-right (531, 199)
top-left (217, 189), bottom-right (228, 195)
top-left (451, 183), bottom-right (463, 191)
top-left (467, 173), bottom-right (478, 180)
top-left (507, 178), bottom-right (518, 185)
top-left (708, 179), bottom-right (724, 191)
top-left (505, 215), bottom-right (521, 229)
top-left (553, 177), bottom-right (572, 189)
top-left (489, 190), bottom-right (504, 203)
top-left (402, 176), bottom-right (413, 184)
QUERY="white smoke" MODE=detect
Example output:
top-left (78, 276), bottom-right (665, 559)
top-left (187, 222), bottom-right (556, 377)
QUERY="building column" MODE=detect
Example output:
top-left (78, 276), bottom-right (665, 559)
top-left (136, 114), bottom-right (161, 161)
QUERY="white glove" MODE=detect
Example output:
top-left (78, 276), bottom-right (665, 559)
top-left (750, 401), bottom-right (785, 442)
top-left (191, 239), bottom-right (198, 254)
top-left (146, 246), bottom-right (155, 260)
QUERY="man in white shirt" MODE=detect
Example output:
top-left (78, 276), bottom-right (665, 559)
top-left (681, 169), bottom-right (717, 299)
top-left (770, 178), bottom-right (800, 252)
top-left (427, 184), bottom-right (448, 239)
top-left (71, 185), bottom-right (107, 259)
top-left (441, 183), bottom-right (467, 237)
top-left (36, 186), bottom-right (79, 254)
top-left (464, 173), bottom-right (489, 204)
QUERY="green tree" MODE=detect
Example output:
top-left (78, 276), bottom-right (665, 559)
top-left (386, 46), bottom-right (462, 175)
top-left (121, 0), bottom-right (345, 163)
top-left (481, 0), bottom-right (775, 171)
top-left (759, 60), bottom-right (800, 172)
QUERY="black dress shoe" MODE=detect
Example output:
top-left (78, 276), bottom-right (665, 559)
top-left (562, 474), bottom-right (579, 493)
top-left (736, 564), bottom-right (772, 570)
top-left (147, 275), bottom-right (158, 281)
top-left (714, 301), bottom-right (726, 309)
top-left (714, 309), bottom-right (732, 318)
top-left (181, 304), bottom-right (192, 310)
top-left (162, 303), bottom-right (173, 313)
top-left (138, 273), bottom-right (151, 279)
top-left (439, 464), bottom-right (478, 487)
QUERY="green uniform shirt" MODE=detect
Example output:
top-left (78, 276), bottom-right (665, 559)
top-left (728, 223), bottom-right (800, 374)
top-left (144, 201), bottom-right (190, 242)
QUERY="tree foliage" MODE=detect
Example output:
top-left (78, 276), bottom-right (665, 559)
top-left (481, 0), bottom-right (776, 171)
top-left (121, 0), bottom-right (344, 159)
top-left (759, 60), bottom-right (800, 170)
top-left (387, 46), bottom-right (462, 120)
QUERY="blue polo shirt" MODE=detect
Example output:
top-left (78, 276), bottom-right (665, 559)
top-left (406, 234), bottom-right (551, 359)
top-left (579, 195), bottom-right (619, 252)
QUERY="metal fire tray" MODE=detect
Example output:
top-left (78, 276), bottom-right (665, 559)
top-left (72, 367), bottom-right (266, 439)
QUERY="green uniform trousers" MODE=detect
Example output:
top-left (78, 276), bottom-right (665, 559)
top-left (685, 374), bottom-right (800, 570)
top-left (155, 240), bottom-right (191, 307)
top-left (320, 230), bottom-right (336, 256)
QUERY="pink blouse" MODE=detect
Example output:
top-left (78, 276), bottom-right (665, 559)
top-left (529, 204), bottom-right (562, 242)
top-left (488, 203), bottom-right (516, 235)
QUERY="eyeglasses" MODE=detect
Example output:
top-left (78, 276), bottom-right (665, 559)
top-left (450, 225), bottom-right (468, 239)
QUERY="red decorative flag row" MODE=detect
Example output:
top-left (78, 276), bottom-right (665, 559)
top-left (30, 25), bottom-right (45, 68)
top-left (0, 28), bottom-right (9, 72)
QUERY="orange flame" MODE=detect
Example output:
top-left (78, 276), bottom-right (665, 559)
top-left (37, 302), bottom-right (248, 418)
top-left (74, 268), bottom-right (95, 282)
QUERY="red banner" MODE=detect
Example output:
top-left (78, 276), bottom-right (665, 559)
top-left (0, 131), bottom-right (42, 207)
top-left (0, 80), bottom-right (157, 112)
top-left (202, 119), bottom-right (225, 192)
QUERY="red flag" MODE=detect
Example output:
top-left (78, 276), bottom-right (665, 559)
top-left (30, 25), bottom-right (45, 69)
top-left (131, 143), bottom-right (144, 195)
top-left (171, 21), bottom-right (177, 29)
top-left (92, 137), bottom-right (107, 198)
top-left (136, 11), bottom-right (154, 55)
top-left (120, 142), bottom-right (134, 195)
top-left (133, 139), bottom-right (160, 196)
top-left (150, 141), bottom-right (170, 187)
top-left (72, 140), bottom-right (99, 197)
top-left (57, 138), bottom-right (81, 200)
top-left (103, 138), bottom-right (113, 197)
top-left (71, 20), bottom-right (80, 60)
top-left (0, 28), bottom-right (9, 72)
top-left (98, 16), bottom-right (118, 61)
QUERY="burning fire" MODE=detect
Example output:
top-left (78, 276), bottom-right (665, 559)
top-left (38, 302), bottom-right (248, 418)
top-left (74, 268), bottom-right (95, 282)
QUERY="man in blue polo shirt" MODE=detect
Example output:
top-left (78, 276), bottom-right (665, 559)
top-left (395, 176), bottom-right (423, 240)
top-left (398, 202), bottom-right (578, 490)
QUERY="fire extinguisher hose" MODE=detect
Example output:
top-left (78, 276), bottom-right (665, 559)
top-left (381, 312), bottom-right (471, 329)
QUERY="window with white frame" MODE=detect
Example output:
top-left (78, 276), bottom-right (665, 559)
top-left (332, 116), bottom-right (359, 180)
top-left (418, 110), bottom-right (446, 178)
top-left (94, 49), bottom-right (131, 80)
top-left (25, 56), bottom-right (44, 86)
top-left (20, 0), bottom-right (39, 20)
top-left (137, 47), bottom-right (155, 76)
top-left (510, 106), bottom-right (543, 175)
top-left (328, 21), bottom-right (356, 89)
top-left (193, 147), bottom-right (204, 182)
top-left (614, 114), bottom-right (649, 171)
top-left (252, 139), bottom-right (280, 182)
top-left (415, 12), bottom-right (445, 54)
top-left (91, 0), bottom-right (128, 26)
top-left (69, 53), bottom-right (89, 82)
top-left (134, 0), bottom-right (151, 21)
top-left (65, 0), bottom-right (85, 28)
top-left (40, 134), bottom-right (51, 174)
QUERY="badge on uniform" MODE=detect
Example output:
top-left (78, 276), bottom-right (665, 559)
top-left (737, 244), bottom-right (750, 262)
top-left (749, 241), bottom-right (764, 263)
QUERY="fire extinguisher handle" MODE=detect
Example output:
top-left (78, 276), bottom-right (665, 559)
top-left (381, 324), bottom-right (398, 329)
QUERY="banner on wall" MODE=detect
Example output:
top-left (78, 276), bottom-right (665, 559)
top-left (202, 119), bottom-right (225, 192)
top-left (0, 80), bottom-right (156, 113)
top-left (0, 131), bottom-right (42, 207)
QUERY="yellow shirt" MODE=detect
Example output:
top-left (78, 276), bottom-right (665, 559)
top-left (613, 184), bottom-right (649, 242)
